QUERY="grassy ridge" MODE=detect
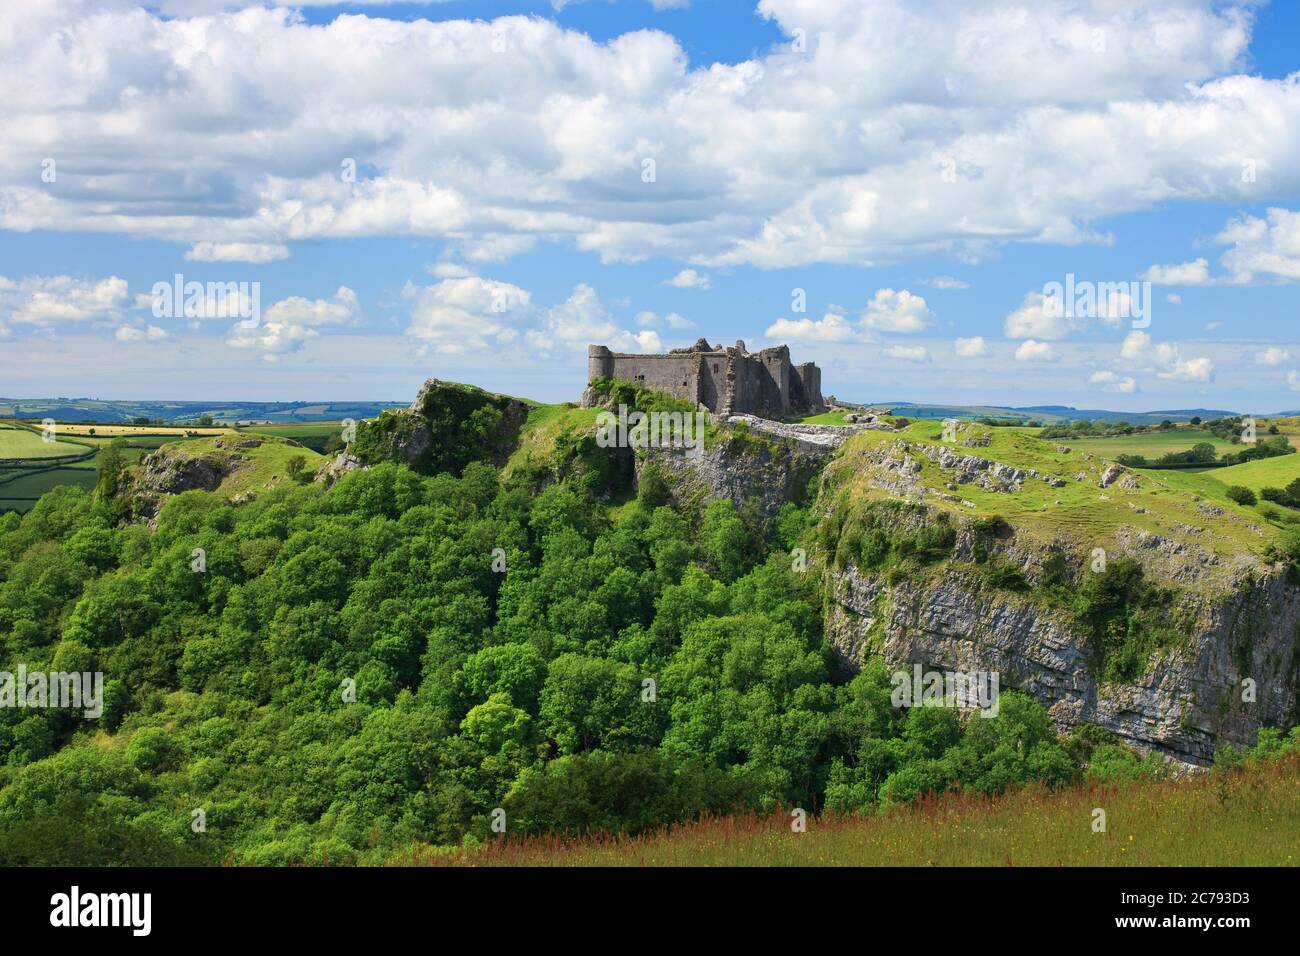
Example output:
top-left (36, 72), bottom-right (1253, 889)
top-left (132, 434), bottom-right (327, 500)
top-left (239, 422), bottom-right (345, 454)
top-left (501, 403), bottom-right (601, 479)
top-left (827, 420), bottom-right (1277, 574)
top-left (799, 410), bottom-right (856, 425)
top-left (407, 753), bottom-right (1300, 867)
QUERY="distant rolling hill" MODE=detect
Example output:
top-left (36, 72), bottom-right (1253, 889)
top-left (0, 398), bottom-right (406, 424)
top-left (871, 402), bottom-right (1241, 426)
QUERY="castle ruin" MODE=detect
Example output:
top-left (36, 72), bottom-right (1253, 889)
top-left (586, 338), bottom-right (826, 419)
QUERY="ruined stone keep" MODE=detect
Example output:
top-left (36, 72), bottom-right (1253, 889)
top-left (587, 338), bottom-right (826, 419)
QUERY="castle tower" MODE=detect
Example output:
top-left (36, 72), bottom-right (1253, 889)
top-left (587, 344), bottom-right (614, 383)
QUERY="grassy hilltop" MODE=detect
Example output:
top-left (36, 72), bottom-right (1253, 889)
top-left (827, 421), bottom-right (1284, 573)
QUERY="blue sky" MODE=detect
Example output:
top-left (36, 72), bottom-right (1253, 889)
top-left (2, 0), bottom-right (1299, 412)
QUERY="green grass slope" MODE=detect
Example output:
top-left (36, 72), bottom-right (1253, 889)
top-left (825, 420), bottom-right (1280, 584)
top-left (501, 403), bottom-right (601, 479)
top-left (132, 434), bottom-right (326, 502)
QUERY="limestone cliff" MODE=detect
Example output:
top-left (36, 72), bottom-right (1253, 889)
top-left (636, 419), bottom-right (834, 519)
top-left (816, 423), bottom-right (1300, 767)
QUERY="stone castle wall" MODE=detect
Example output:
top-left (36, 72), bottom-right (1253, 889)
top-left (587, 340), bottom-right (826, 418)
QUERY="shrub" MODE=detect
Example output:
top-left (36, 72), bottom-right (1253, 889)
top-left (1261, 486), bottom-right (1294, 507)
top-left (981, 560), bottom-right (1028, 591)
top-left (1225, 485), bottom-right (1257, 507)
top-left (500, 750), bottom-right (756, 838)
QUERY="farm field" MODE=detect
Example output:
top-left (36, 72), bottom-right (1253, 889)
top-left (1124, 449), bottom-right (1300, 508)
top-left (1213, 452), bottom-right (1300, 492)
top-left (240, 422), bottom-right (345, 454)
top-left (40, 423), bottom-right (230, 437)
top-left (0, 421), bottom-right (183, 513)
top-left (0, 423), bottom-right (93, 460)
top-left (1267, 415), bottom-right (1300, 449)
top-left (0, 467), bottom-right (99, 512)
top-left (1151, 453), bottom-right (1300, 499)
top-left (1054, 422), bottom-right (1300, 508)
top-left (0, 422), bottom-right (100, 512)
top-left (406, 752), bottom-right (1300, 867)
top-left (0, 397), bottom-right (405, 425)
top-left (1063, 428), bottom-right (1238, 459)
top-left (0, 408), bottom-right (359, 512)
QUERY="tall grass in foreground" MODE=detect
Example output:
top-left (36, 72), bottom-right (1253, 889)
top-left (394, 753), bottom-right (1300, 867)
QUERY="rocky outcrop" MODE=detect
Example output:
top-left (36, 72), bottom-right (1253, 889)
top-left (315, 451), bottom-right (362, 485)
top-left (1099, 463), bottom-right (1141, 489)
top-left (354, 378), bottom-right (531, 475)
top-left (813, 421), bottom-right (1300, 766)
top-left (637, 421), bottom-right (825, 519)
top-left (124, 444), bottom-right (249, 523)
top-left (826, 552), bottom-right (1299, 767)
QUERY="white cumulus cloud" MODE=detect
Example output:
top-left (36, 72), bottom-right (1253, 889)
top-left (115, 324), bottom-right (168, 343)
top-left (406, 276), bottom-right (532, 354)
top-left (1142, 258), bottom-right (1211, 285)
top-left (185, 242), bottom-right (290, 264)
top-left (1014, 339), bottom-right (1058, 362)
top-left (860, 289), bottom-right (933, 334)
top-left (1, 1), bottom-right (1292, 272)
top-left (662, 269), bottom-right (711, 290)
top-left (0, 275), bottom-right (130, 328)
top-left (766, 312), bottom-right (855, 343)
top-left (1118, 330), bottom-right (1214, 381)
top-left (228, 286), bottom-right (362, 355)
top-left (1089, 370), bottom-right (1138, 393)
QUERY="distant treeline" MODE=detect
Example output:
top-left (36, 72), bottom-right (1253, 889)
top-left (978, 416), bottom-right (1043, 428)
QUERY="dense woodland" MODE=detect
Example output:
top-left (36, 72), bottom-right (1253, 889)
top-left (0, 399), bottom-right (1198, 864)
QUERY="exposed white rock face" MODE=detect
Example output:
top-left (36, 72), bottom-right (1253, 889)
top-left (1098, 463), bottom-right (1140, 489)
top-left (638, 423), bottom-right (824, 520)
top-left (126, 443), bottom-right (250, 524)
top-left (863, 440), bottom-right (1071, 498)
top-left (637, 414), bottom-right (901, 517)
top-left (315, 451), bottom-right (362, 484)
top-left (824, 544), bottom-right (1300, 768)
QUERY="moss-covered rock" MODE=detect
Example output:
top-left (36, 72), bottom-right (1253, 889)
top-left (353, 378), bottom-right (531, 476)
